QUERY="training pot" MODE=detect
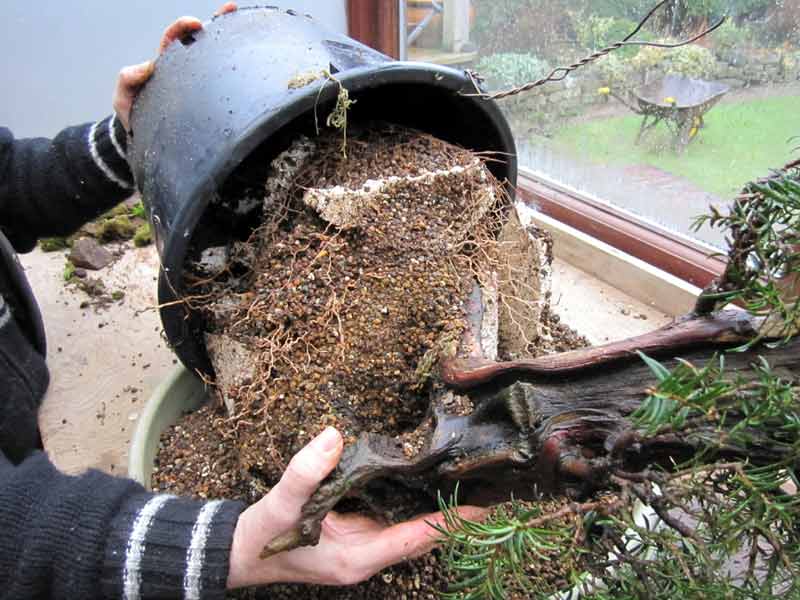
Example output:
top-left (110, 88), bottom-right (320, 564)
top-left (128, 6), bottom-right (517, 376)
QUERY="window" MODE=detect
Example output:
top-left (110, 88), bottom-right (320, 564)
top-left (388, 1), bottom-right (800, 285)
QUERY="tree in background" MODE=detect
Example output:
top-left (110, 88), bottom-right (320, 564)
top-left (471, 0), bottom-right (577, 59)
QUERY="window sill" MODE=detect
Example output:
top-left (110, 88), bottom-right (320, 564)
top-left (516, 169), bottom-right (726, 290)
top-left (517, 202), bottom-right (701, 316)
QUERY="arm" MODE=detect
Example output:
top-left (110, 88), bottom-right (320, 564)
top-left (0, 428), bottom-right (484, 599)
top-left (0, 119), bottom-right (135, 252)
top-left (0, 451), bottom-right (243, 600)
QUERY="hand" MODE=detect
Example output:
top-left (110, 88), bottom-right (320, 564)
top-left (226, 427), bottom-right (487, 589)
top-left (112, 2), bottom-right (238, 131)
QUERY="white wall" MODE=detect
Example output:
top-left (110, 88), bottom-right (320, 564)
top-left (0, 1), bottom-right (348, 137)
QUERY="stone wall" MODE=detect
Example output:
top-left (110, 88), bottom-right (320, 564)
top-left (493, 48), bottom-right (800, 129)
top-left (713, 50), bottom-right (800, 89)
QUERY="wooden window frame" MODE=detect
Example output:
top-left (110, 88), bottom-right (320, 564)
top-left (347, 0), bottom-right (400, 59)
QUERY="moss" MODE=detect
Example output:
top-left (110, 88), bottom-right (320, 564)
top-left (105, 203), bottom-right (131, 218)
top-left (130, 200), bottom-right (147, 219)
top-left (98, 215), bottom-right (136, 242)
top-left (40, 237), bottom-right (71, 252)
top-left (288, 70), bottom-right (322, 89)
top-left (133, 223), bottom-right (153, 247)
top-left (63, 260), bottom-right (76, 282)
top-left (111, 290), bottom-right (125, 301)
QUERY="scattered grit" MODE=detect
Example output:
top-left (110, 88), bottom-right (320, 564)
top-left (153, 124), bottom-right (589, 598)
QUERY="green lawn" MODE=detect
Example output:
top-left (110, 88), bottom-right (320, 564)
top-left (555, 94), bottom-right (800, 198)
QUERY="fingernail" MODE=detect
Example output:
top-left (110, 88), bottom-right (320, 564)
top-left (127, 61), bottom-right (153, 77)
top-left (311, 426), bottom-right (340, 454)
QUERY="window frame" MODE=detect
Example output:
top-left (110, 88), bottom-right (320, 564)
top-left (347, 0), bottom-right (401, 59)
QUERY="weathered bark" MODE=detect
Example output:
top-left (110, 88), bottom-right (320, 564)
top-left (441, 309), bottom-right (762, 389)
top-left (261, 310), bottom-right (798, 556)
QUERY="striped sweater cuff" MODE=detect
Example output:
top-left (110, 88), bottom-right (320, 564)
top-left (88, 115), bottom-right (134, 191)
top-left (103, 493), bottom-right (244, 600)
top-left (0, 294), bottom-right (9, 329)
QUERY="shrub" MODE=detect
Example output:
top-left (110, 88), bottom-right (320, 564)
top-left (631, 43), bottom-right (716, 79)
top-left (667, 44), bottom-right (717, 78)
top-left (575, 15), bottom-right (644, 58)
top-left (712, 20), bottom-right (756, 56)
top-left (475, 52), bottom-right (552, 90)
top-left (595, 53), bottom-right (634, 89)
top-left (630, 45), bottom-right (666, 71)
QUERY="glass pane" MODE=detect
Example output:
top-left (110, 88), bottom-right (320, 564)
top-left (403, 0), bottom-right (800, 249)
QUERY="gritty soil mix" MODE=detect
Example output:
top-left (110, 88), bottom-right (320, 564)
top-left (152, 123), bottom-right (589, 598)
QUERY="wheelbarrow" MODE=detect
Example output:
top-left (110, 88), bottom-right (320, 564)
top-left (615, 74), bottom-right (729, 153)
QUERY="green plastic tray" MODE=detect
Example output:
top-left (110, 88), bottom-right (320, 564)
top-left (128, 366), bottom-right (208, 488)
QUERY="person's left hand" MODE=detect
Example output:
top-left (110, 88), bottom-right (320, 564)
top-left (226, 427), bottom-right (487, 589)
top-left (113, 2), bottom-right (238, 131)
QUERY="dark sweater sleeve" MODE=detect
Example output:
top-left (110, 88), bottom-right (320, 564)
top-left (0, 451), bottom-right (245, 600)
top-left (0, 116), bottom-right (135, 253)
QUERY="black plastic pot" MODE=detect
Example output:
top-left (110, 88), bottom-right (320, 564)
top-left (129, 6), bottom-right (517, 376)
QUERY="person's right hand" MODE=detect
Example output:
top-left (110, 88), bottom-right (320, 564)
top-left (112, 2), bottom-right (238, 131)
top-left (226, 427), bottom-right (487, 589)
